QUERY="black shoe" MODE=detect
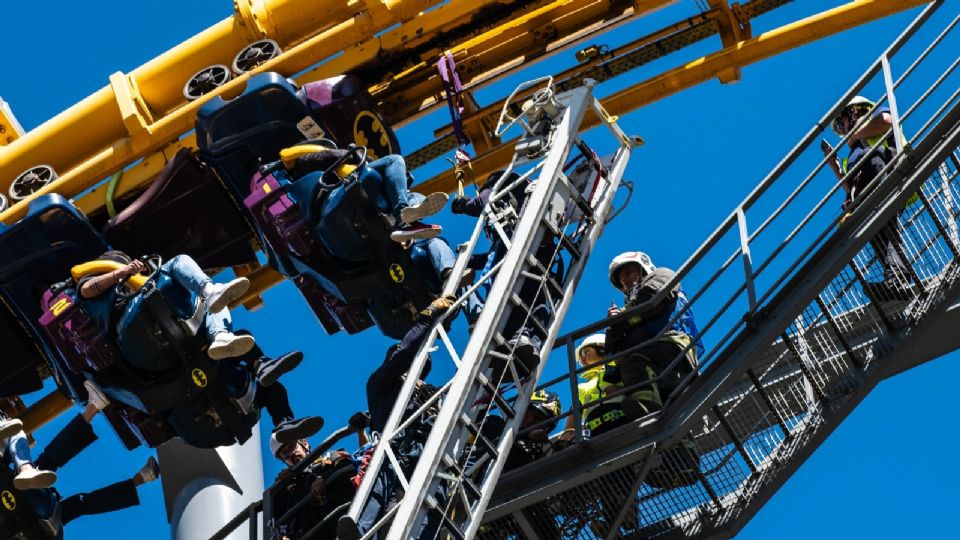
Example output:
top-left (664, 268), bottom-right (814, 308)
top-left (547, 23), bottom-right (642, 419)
top-left (337, 516), bottom-right (361, 540)
top-left (256, 351), bottom-right (304, 387)
top-left (274, 416), bottom-right (325, 444)
top-left (620, 398), bottom-right (648, 420)
top-left (507, 335), bottom-right (541, 377)
top-left (864, 278), bottom-right (914, 303)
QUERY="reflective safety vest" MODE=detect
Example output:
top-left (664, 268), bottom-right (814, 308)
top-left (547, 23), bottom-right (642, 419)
top-left (578, 363), bottom-right (628, 433)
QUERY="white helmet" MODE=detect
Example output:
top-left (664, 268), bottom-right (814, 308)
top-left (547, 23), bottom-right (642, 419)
top-left (575, 334), bottom-right (606, 365)
top-left (269, 431), bottom-right (285, 458)
top-left (831, 95), bottom-right (875, 135)
top-left (608, 251), bottom-right (655, 291)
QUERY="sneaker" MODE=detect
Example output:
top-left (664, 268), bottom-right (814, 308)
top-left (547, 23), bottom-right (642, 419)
top-left (208, 332), bottom-right (256, 360)
top-left (620, 397), bottom-right (648, 420)
top-left (136, 456), bottom-right (161, 484)
top-left (84, 380), bottom-right (111, 411)
top-left (273, 416), bottom-right (325, 445)
top-left (14, 468), bottom-right (57, 490)
top-left (0, 418), bottom-right (23, 439)
top-left (399, 192), bottom-right (449, 224)
top-left (390, 222), bottom-right (442, 243)
top-left (256, 351), bottom-right (304, 387)
top-left (203, 277), bottom-right (251, 313)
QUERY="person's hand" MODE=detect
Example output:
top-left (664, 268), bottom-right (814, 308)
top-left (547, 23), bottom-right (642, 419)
top-left (348, 412), bottom-right (371, 432)
top-left (121, 260), bottom-right (148, 277)
top-left (451, 195), bottom-right (468, 214)
top-left (607, 305), bottom-right (623, 318)
top-left (820, 138), bottom-right (834, 157)
top-left (420, 295), bottom-right (456, 318)
top-left (310, 477), bottom-right (326, 502)
top-left (558, 429), bottom-right (576, 442)
top-left (275, 468), bottom-right (292, 485)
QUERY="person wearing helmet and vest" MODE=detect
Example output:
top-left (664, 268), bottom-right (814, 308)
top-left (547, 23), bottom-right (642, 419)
top-left (822, 96), bottom-right (914, 301)
top-left (560, 334), bottom-right (630, 442)
top-left (605, 252), bottom-right (704, 418)
top-left (269, 412), bottom-right (369, 540)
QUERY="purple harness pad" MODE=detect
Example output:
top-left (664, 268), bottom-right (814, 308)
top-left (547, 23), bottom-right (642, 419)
top-left (245, 172), bottom-right (319, 258)
top-left (38, 290), bottom-right (120, 373)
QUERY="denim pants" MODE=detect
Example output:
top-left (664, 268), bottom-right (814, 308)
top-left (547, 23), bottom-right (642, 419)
top-left (357, 155), bottom-right (413, 221)
top-left (161, 254), bottom-right (211, 295)
top-left (410, 237), bottom-right (456, 294)
top-left (205, 308), bottom-right (232, 340)
top-left (5, 431), bottom-right (33, 470)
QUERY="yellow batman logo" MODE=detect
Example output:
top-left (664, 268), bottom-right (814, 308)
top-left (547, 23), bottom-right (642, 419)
top-left (191, 368), bottom-right (208, 388)
top-left (389, 264), bottom-right (405, 283)
top-left (1, 490), bottom-right (15, 511)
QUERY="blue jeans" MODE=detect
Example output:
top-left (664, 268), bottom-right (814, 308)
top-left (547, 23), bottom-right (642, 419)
top-left (358, 155), bottom-right (413, 221)
top-left (410, 237), bottom-right (456, 294)
top-left (162, 254), bottom-right (231, 339)
top-left (5, 431), bottom-right (33, 470)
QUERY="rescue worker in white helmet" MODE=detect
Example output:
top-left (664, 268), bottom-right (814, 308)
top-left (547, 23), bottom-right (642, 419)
top-left (605, 252), bottom-right (704, 417)
top-left (822, 95), bottom-right (914, 302)
top-left (269, 413), bottom-right (369, 540)
top-left (559, 334), bottom-right (630, 442)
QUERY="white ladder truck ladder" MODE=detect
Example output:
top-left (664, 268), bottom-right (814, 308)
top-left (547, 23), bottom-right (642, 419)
top-left (342, 77), bottom-right (640, 540)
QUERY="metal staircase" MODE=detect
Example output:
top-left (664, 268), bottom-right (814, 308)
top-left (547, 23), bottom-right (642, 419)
top-left (475, 3), bottom-right (960, 539)
top-left (341, 77), bottom-right (638, 540)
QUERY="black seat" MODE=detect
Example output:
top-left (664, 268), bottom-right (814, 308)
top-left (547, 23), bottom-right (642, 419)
top-left (102, 149), bottom-right (258, 269)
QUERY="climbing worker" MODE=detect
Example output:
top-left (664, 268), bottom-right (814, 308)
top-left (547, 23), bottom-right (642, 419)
top-left (75, 250), bottom-right (253, 360)
top-left (605, 252), bottom-right (703, 417)
top-left (559, 333), bottom-right (630, 441)
top-left (451, 170), bottom-right (558, 379)
top-left (270, 412), bottom-right (370, 540)
top-left (338, 296), bottom-right (456, 540)
top-left (1, 380), bottom-right (161, 537)
top-left (282, 143), bottom-right (448, 242)
top-left (220, 334), bottom-right (326, 444)
top-left (822, 95), bottom-right (914, 301)
top-left (480, 389), bottom-right (562, 472)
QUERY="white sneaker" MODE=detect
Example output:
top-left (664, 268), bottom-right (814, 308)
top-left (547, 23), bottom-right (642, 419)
top-left (136, 456), bottom-right (161, 484)
top-left (14, 468), bottom-right (57, 490)
top-left (208, 332), bottom-right (255, 360)
top-left (0, 418), bottom-right (23, 439)
top-left (84, 380), bottom-right (111, 411)
top-left (203, 277), bottom-right (250, 313)
top-left (399, 192), bottom-right (449, 224)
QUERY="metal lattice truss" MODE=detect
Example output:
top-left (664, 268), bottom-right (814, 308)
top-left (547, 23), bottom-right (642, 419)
top-left (478, 4), bottom-right (960, 539)
top-left (344, 78), bottom-right (637, 540)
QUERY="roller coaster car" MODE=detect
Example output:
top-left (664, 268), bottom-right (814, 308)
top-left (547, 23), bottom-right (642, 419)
top-left (101, 148), bottom-right (258, 270)
top-left (196, 73), bottom-right (430, 339)
top-left (0, 469), bottom-right (61, 540)
top-left (0, 195), bottom-right (106, 399)
top-left (39, 259), bottom-right (260, 450)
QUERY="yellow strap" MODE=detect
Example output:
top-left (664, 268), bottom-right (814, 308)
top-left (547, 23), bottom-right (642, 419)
top-left (279, 144), bottom-right (333, 169)
top-left (70, 260), bottom-right (147, 291)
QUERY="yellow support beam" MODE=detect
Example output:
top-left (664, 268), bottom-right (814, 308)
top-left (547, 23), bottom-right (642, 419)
top-left (0, 97), bottom-right (25, 146)
top-left (416, 0), bottom-right (931, 195)
top-left (18, 390), bottom-right (72, 435)
top-left (0, 0), bottom-right (446, 224)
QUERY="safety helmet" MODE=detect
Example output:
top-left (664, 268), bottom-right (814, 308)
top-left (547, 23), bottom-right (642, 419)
top-left (608, 251), bottom-right (655, 291)
top-left (831, 96), bottom-right (875, 135)
top-left (575, 334), bottom-right (606, 365)
top-left (270, 433), bottom-right (306, 459)
top-left (529, 389), bottom-right (561, 419)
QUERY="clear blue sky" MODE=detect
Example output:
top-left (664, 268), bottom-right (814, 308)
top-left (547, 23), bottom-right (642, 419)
top-left (3, 1), bottom-right (956, 539)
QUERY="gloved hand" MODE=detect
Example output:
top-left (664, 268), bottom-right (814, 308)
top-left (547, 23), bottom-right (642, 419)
top-left (451, 195), bottom-right (469, 214)
top-left (348, 411), bottom-right (371, 431)
top-left (419, 295), bottom-right (456, 318)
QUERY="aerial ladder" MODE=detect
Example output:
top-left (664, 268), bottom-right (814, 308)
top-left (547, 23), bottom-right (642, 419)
top-left (340, 76), bottom-right (639, 539)
top-left (470, 3), bottom-right (960, 538)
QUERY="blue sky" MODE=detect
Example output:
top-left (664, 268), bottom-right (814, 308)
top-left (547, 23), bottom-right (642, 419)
top-left (3, 1), bottom-right (957, 539)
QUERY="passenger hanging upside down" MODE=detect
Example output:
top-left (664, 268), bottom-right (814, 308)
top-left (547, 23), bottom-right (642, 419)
top-left (283, 144), bottom-right (449, 242)
top-left (270, 412), bottom-right (370, 540)
top-left (75, 251), bottom-right (253, 360)
top-left (220, 335), bottom-right (326, 444)
top-left (0, 381), bottom-right (160, 538)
